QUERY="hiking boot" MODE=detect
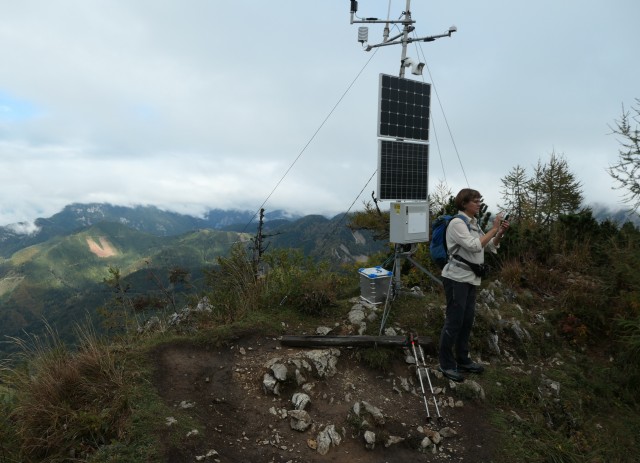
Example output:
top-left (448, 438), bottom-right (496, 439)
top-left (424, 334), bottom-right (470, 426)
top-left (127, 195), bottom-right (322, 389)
top-left (438, 366), bottom-right (464, 382)
top-left (457, 361), bottom-right (485, 374)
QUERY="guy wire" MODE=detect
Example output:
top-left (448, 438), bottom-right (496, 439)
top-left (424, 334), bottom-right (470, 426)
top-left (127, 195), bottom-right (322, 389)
top-left (413, 34), bottom-right (470, 187)
top-left (316, 167), bottom-right (378, 253)
top-left (239, 49), bottom-right (379, 236)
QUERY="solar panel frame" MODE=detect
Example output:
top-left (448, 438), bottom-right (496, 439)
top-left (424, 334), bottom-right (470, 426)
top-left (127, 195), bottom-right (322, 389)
top-left (377, 73), bottom-right (431, 142)
top-left (377, 139), bottom-right (429, 201)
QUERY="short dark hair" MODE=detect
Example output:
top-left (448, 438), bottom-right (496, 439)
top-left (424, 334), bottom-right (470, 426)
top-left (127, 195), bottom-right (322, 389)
top-left (455, 188), bottom-right (482, 210)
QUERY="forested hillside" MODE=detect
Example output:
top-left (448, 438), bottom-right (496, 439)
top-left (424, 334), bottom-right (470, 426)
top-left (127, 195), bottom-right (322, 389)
top-left (0, 209), bottom-right (385, 351)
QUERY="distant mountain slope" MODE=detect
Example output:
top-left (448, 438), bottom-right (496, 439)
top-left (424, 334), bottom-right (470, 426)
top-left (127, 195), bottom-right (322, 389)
top-left (591, 204), bottom-right (640, 226)
top-left (267, 214), bottom-right (371, 260)
top-left (222, 213), bottom-right (386, 263)
top-left (0, 222), bottom-right (249, 350)
top-left (0, 203), bottom-right (298, 258)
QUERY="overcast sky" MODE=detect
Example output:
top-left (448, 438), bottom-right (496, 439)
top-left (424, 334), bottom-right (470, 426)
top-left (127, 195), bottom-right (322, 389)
top-left (1, 0), bottom-right (638, 228)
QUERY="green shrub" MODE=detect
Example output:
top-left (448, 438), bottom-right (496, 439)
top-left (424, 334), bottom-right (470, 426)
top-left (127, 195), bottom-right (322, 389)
top-left (617, 316), bottom-right (640, 359)
top-left (204, 243), bottom-right (260, 322)
top-left (203, 246), bottom-right (349, 320)
top-left (262, 249), bottom-right (346, 315)
top-left (355, 347), bottom-right (396, 372)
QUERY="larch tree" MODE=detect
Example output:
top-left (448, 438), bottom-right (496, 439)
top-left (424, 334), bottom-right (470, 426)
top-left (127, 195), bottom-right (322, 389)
top-left (499, 165), bottom-right (529, 220)
top-left (535, 152), bottom-right (584, 225)
top-left (429, 179), bottom-right (453, 216)
top-left (501, 153), bottom-right (584, 226)
top-left (608, 99), bottom-right (640, 215)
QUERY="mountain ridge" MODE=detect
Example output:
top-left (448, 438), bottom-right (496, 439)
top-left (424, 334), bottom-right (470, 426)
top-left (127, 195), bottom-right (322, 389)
top-left (0, 203), bottom-right (301, 258)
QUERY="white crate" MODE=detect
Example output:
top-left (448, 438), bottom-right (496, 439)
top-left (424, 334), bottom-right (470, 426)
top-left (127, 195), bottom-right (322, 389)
top-left (358, 266), bottom-right (392, 304)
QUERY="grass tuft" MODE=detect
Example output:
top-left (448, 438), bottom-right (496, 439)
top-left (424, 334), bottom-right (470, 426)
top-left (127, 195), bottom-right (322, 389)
top-left (1, 322), bottom-right (132, 462)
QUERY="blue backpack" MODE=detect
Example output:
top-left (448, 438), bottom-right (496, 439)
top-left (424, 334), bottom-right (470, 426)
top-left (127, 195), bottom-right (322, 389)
top-left (429, 214), bottom-right (471, 269)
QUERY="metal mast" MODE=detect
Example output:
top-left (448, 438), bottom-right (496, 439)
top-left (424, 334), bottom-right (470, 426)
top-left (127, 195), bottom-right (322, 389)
top-left (398, 0), bottom-right (412, 78)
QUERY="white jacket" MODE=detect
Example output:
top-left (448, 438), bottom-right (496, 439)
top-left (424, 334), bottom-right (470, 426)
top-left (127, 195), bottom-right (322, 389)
top-left (441, 211), bottom-right (499, 285)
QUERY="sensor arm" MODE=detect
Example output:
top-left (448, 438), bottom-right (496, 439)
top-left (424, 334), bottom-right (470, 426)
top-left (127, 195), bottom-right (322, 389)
top-left (410, 27), bottom-right (457, 43)
top-left (365, 38), bottom-right (404, 51)
top-left (351, 17), bottom-right (415, 25)
top-left (365, 28), bottom-right (455, 52)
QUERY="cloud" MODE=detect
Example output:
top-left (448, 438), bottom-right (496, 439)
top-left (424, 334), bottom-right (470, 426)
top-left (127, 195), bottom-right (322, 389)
top-left (0, 1), bottom-right (638, 226)
top-left (6, 221), bottom-right (41, 236)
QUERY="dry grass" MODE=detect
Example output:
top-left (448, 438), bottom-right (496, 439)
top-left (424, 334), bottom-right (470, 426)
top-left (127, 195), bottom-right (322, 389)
top-left (1, 322), bottom-right (131, 462)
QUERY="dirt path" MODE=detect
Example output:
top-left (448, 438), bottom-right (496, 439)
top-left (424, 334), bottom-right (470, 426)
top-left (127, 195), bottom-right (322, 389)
top-left (150, 335), bottom-right (498, 463)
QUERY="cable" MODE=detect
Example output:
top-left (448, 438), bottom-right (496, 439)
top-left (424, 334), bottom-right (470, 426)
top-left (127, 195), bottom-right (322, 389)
top-left (412, 33), bottom-right (470, 187)
top-left (248, 164), bottom-right (377, 261)
top-left (237, 15), bottom-right (469, 258)
top-left (424, 62), bottom-right (469, 186)
top-left (240, 49), bottom-right (379, 235)
top-left (429, 106), bottom-right (447, 184)
top-left (316, 167), bottom-right (378, 252)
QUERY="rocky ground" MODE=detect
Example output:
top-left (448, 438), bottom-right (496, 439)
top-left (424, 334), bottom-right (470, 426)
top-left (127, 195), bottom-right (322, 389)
top-left (150, 299), bottom-right (498, 463)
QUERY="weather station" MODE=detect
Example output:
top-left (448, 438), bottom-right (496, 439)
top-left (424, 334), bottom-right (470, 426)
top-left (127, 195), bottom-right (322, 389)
top-left (282, 3), bottom-right (457, 419)
top-left (350, 0), bottom-right (456, 332)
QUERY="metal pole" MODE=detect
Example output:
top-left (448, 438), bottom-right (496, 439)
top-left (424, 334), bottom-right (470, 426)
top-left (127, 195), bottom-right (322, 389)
top-left (393, 244), bottom-right (402, 287)
top-left (398, 0), bottom-right (412, 77)
top-left (405, 254), bottom-right (443, 287)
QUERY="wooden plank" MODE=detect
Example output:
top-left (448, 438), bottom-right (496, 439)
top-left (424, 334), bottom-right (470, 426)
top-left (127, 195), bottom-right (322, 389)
top-left (280, 335), bottom-right (433, 349)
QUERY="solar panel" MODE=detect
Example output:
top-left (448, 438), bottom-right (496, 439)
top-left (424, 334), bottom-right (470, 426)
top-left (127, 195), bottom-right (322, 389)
top-left (377, 139), bottom-right (429, 201)
top-left (378, 74), bottom-right (431, 142)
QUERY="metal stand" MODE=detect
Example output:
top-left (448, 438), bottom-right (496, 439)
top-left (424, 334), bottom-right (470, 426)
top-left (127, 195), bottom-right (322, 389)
top-left (378, 243), bottom-right (442, 335)
top-left (394, 243), bottom-right (442, 287)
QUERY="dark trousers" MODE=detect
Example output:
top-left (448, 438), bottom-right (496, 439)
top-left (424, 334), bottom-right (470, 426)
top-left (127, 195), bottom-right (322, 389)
top-left (439, 277), bottom-right (477, 370)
